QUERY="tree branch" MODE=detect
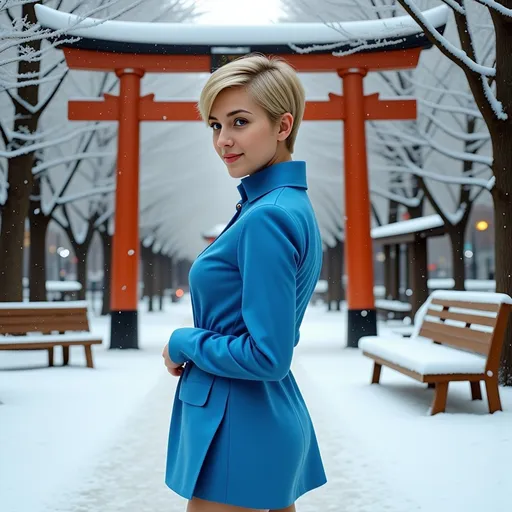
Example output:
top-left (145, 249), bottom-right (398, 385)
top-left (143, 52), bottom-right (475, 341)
top-left (397, 1), bottom-right (495, 77)
top-left (0, 121), bottom-right (9, 147)
top-left (474, 0), bottom-right (512, 16)
top-left (35, 70), bottom-right (69, 117)
top-left (451, 0), bottom-right (498, 124)
top-left (440, 0), bottom-right (466, 14)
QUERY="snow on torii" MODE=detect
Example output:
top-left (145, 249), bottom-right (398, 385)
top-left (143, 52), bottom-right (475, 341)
top-left (36, 5), bottom-right (447, 55)
top-left (35, 4), bottom-right (449, 350)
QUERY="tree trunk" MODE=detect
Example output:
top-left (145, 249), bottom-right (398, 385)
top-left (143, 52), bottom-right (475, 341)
top-left (327, 239), bottom-right (343, 311)
top-left (448, 227), bottom-right (466, 291)
top-left (0, 155), bottom-right (34, 301)
top-left (383, 244), bottom-right (391, 299)
top-left (408, 235), bottom-right (428, 316)
top-left (72, 244), bottom-right (89, 301)
top-left (490, 9), bottom-right (512, 386)
top-left (391, 244), bottom-right (400, 300)
top-left (156, 253), bottom-right (164, 311)
top-left (492, 129), bottom-right (512, 386)
top-left (0, 3), bottom-right (41, 302)
top-left (28, 175), bottom-right (50, 301)
top-left (100, 230), bottom-right (112, 316)
top-left (144, 247), bottom-right (156, 313)
top-left (28, 210), bottom-right (50, 302)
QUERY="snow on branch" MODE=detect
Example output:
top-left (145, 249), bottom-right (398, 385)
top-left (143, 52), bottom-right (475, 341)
top-left (370, 185), bottom-right (423, 208)
top-left (421, 111), bottom-right (490, 142)
top-left (417, 128), bottom-right (492, 165)
top-left (94, 206), bottom-right (114, 228)
top-left (33, 152), bottom-right (115, 176)
top-left (55, 185), bottom-right (115, 205)
top-left (481, 75), bottom-right (507, 120)
top-left (398, 0), bottom-right (495, 77)
top-left (0, 165), bottom-right (7, 206)
top-left (418, 98), bottom-right (483, 118)
top-left (473, 0), bottom-right (512, 17)
top-left (386, 145), bottom-right (491, 187)
top-left (0, 124), bottom-right (102, 159)
top-left (440, 0), bottom-right (466, 15)
top-left (405, 75), bottom-right (475, 102)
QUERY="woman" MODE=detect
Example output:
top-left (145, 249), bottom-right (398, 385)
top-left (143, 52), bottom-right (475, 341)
top-left (162, 54), bottom-right (327, 512)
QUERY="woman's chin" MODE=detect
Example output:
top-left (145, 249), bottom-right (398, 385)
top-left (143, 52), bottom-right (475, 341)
top-left (227, 166), bottom-right (247, 178)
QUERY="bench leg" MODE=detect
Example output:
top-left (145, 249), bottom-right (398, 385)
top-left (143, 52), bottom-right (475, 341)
top-left (470, 381), bottom-right (482, 401)
top-left (431, 382), bottom-right (448, 415)
top-left (48, 347), bottom-right (54, 367)
top-left (485, 378), bottom-right (502, 413)
top-left (371, 362), bottom-right (382, 384)
top-left (84, 345), bottom-right (94, 369)
top-left (62, 346), bottom-right (70, 366)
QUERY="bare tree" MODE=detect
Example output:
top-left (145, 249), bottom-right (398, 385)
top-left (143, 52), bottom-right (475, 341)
top-left (0, 0), bottom-right (146, 302)
top-left (1, 0), bottom-right (199, 303)
top-left (370, 56), bottom-right (493, 291)
top-left (388, 0), bottom-right (512, 385)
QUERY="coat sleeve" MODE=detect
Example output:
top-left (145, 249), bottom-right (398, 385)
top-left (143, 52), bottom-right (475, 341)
top-left (168, 205), bottom-right (302, 381)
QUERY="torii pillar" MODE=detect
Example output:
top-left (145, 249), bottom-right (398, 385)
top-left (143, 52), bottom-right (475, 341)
top-left (304, 71), bottom-right (416, 346)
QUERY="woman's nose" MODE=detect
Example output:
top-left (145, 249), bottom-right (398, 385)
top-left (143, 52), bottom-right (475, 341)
top-left (217, 129), bottom-right (233, 148)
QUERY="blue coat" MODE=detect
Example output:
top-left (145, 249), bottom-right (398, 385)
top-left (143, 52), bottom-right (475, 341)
top-left (165, 161), bottom-right (327, 509)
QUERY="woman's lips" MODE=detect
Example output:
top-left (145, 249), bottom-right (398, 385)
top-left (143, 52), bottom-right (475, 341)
top-left (224, 154), bottom-right (242, 164)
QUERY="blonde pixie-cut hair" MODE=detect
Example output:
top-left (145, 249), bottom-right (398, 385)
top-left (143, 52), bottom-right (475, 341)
top-left (198, 54), bottom-right (306, 153)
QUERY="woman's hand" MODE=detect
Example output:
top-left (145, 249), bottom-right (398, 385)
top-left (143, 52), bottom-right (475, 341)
top-left (162, 343), bottom-right (185, 377)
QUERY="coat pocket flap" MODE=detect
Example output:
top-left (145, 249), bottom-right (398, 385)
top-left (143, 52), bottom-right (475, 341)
top-left (179, 364), bottom-right (215, 407)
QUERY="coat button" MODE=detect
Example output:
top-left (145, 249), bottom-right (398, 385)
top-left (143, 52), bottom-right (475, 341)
top-left (236, 203), bottom-right (242, 210)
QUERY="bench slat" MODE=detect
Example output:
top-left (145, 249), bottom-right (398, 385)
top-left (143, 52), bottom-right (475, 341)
top-left (1, 339), bottom-right (102, 350)
top-left (0, 309), bottom-right (90, 335)
top-left (0, 317), bottom-right (88, 325)
top-left (430, 298), bottom-right (500, 312)
top-left (426, 308), bottom-right (497, 327)
top-left (420, 321), bottom-right (491, 355)
top-left (0, 307), bottom-right (89, 316)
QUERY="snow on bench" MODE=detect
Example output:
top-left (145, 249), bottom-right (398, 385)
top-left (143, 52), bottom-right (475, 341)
top-left (375, 299), bottom-right (412, 312)
top-left (360, 290), bottom-right (512, 415)
top-left (0, 333), bottom-right (101, 345)
top-left (375, 299), bottom-right (412, 321)
top-left (0, 300), bottom-right (88, 309)
top-left (359, 336), bottom-right (486, 375)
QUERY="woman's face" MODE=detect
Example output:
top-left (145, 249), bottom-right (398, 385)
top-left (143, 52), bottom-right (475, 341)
top-left (208, 86), bottom-right (293, 179)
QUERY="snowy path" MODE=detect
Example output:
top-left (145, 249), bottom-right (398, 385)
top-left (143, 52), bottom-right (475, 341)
top-left (41, 361), bottom-right (418, 512)
top-left (44, 372), bottom-right (187, 512)
top-left (39, 328), bottom-right (419, 512)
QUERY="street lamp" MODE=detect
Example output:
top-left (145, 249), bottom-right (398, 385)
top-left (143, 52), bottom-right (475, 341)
top-left (472, 220), bottom-right (489, 279)
top-left (476, 220), bottom-right (489, 232)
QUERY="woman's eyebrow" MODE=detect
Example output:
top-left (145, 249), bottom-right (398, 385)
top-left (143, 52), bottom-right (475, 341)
top-left (208, 109), bottom-right (253, 121)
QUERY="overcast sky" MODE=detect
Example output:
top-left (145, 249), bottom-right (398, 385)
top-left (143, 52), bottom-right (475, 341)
top-left (195, 0), bottom-right (284, 24)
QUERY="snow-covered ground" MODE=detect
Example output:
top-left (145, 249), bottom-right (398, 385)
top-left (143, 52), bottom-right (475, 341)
top-left (1, 298), bottom-right (511, 512)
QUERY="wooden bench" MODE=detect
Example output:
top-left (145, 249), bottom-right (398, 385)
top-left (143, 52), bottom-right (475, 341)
top-left (0, 301), bottom-right (102, 368)
top-left (360, 291), bottom-right (512, 415)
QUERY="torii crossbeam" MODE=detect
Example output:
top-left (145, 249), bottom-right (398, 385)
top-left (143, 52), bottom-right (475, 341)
top-left (35, 4), bottom-right (448, 350)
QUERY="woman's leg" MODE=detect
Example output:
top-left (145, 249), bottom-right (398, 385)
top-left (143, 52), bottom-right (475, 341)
top-left (186, 497), bottom-right (266, 512)
top-left (269, 505), bottom-right (296, 512)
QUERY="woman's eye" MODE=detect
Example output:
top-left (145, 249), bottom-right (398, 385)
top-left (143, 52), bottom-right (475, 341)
top-left (210, 123), bottom-right (221, 130)
top-left (234, 118), bottom-right (247, 127)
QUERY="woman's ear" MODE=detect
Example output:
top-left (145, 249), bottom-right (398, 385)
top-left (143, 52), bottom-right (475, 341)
top-left (277, 113), bottom-right (294, 142)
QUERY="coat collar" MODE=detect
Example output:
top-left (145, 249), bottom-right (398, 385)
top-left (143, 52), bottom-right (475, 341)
top-left (237, 160), bottom-right (307, 203)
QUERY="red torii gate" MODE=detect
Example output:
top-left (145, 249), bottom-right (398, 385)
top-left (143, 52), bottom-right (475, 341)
top-left (36, 4), bottom-right (447, 349)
